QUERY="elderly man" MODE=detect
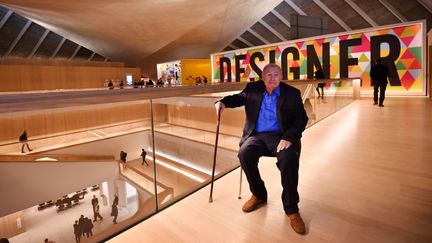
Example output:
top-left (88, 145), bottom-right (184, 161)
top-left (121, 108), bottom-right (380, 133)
top-left (215, 63), bottom-right (308, 234)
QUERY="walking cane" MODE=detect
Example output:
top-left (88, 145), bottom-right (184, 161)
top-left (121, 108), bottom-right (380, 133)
top-left (209, 108), bottom-right (221, 203)
top-left (238, 168), bottom-right (243, 199)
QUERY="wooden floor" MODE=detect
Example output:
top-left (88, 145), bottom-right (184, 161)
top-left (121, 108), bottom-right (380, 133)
top-left (108, 98), bottom-right (432, 243)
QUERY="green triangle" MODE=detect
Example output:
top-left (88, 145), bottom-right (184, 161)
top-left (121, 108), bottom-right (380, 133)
top-left (215, 68), bottom-right (220, 80)
top-left (300, 60), bottom-right (307, 75)
top-left (409, 47), bottom-right (422, 61)
top-left (396, 61), bottom-right (406, 70)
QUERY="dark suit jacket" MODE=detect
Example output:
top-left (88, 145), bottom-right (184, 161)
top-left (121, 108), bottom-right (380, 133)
top-left (220, 80), bottom-right (308, 146)
top-left (370, 64), bottom-right (389, 85)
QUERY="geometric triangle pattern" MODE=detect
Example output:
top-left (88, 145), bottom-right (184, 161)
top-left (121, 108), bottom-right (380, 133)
top-left (212, 22), bottom-right (424, 94)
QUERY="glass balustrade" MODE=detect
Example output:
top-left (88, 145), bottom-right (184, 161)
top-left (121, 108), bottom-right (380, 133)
top-left (0, 78), bottom-right (357, 242)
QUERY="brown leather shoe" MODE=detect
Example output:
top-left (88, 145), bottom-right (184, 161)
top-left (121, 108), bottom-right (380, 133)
top-left (242, 195), bottom-right (266, 212)
top-left (287, 212), bottom-right (306, 234)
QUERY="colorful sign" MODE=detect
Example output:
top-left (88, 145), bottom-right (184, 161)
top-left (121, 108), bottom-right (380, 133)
top-left (157, 60), bottom-right (182, 85)
top-left (211, 21), bottom-right (425, 95)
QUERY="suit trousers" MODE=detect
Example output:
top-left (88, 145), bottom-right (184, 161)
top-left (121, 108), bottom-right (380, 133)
top-left (238, 132), bottom-right (300, 214)
top-left (373, 82), bottom-right (387, 105)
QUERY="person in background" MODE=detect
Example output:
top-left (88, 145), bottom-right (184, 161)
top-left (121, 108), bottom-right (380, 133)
top-left (108, 80), bottom-right (114, 89)
top-left (370, 58), bottom-right (390, 107)
top-left (73, 220), bottom-right (81, 243)
top-left (215, 63), bottom-right (308, 234)
top-left (93, 203), bottom-right (103, 222)
top-left (111, 203), bottom-right (118, 224)
top-left (120, 151), bottom-right (127, 163)
top-left (146, 79), bottom-right (154, 87)
top-left (113, 194), bottom-right (119, 206)
top-left (141, 148), bottom-right (148, 166)
top-left (314, 66), bottom-right (325, 99)
top-left (19, 130), bottom-right (32, 153)
top-left (119, 80), bottom-right (124, 89)
top-left (91, 195), bottom-right (98, 209)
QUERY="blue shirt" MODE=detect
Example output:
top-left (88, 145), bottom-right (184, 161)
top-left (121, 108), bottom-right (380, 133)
top-left (254, 87), bottom-right (281, 133)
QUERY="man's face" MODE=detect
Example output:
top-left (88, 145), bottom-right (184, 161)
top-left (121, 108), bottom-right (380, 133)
top-left (263, 66), bottom-right (282, 93)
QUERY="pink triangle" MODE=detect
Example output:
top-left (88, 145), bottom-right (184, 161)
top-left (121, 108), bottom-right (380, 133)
top-left (401, 71), bottom-right (415, 90)
top-left (316, 38), bottom-right (324, 46)
top-left (351, 34), bottom-right (370, 53)
top-left (401, 36), bottom-right (414, 47)
top-left (339, 35), bottom-right (349, 40)
top-left (401, 49), bottom-right (415, 59)
top-left (296, 41), bottom-right (304, 49)
top-left (243, 52), bottom-right (251, 65)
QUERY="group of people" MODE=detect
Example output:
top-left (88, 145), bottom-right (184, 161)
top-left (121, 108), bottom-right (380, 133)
top-left (215, 60), bottom-right (390, 235)
top-left (119, 149), bottom-right (148, 166)
top-left (73, 215), bottom-right (94, 242)
top-left (195, 75), bottom-right (208, 85)
top-left (72, 194), bottom-right (119, 242)
top-left (133, 78), bottom-right (154, 88)
top-left (107, 80), bottom-right (125, 89)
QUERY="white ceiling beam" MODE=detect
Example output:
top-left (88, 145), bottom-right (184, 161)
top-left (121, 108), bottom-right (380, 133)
top-left (50, 37), bottom-right (65, 59)
top-left (228, 43), bottom-right (239, 50)
top-left (312, 0), bottom-right (351, 31)
top-left (28, 29), bottom-right (49, 58)
top-left (258, 20), bottom-right (287, 41)
top-left (284, 0), bottom-right (307, 16)
top-left (87, 52), bottom-right (95, 61)
top-left (417, 0), bottom-right (432, 14)
top-left (248, 29), bottom-right (270, 44)
top-left (344, 0), bottom-right (378, 27)
top-left (237, 36), bottom-right (253, 47)
top-left (69, 45), bottom-right (81, 60)
top-left (0, 10), bottom-right (13, 29)
top-left (377, 0), bottom-right (407, 22)
top-left (4, 20), bottom-right (31, 57)
top-left (271, 9), bottom-right (291, 28)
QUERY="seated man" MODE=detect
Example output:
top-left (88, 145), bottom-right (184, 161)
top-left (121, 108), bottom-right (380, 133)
top-left (215, 63), bottom-right (308, 234)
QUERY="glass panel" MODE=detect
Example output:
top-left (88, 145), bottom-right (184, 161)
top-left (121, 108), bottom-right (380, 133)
top-left (0, 79), bottom-right (356, 242)
top-left (301, 79), bottom-right (355, 128)
top-left (151, 92), bottom-right (243, 209)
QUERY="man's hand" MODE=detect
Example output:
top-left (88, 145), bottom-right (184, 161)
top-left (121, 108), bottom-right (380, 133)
top-left (215, 101), bottom-right (225, 116)
top-left (277, 139), bottom-right (292, 153)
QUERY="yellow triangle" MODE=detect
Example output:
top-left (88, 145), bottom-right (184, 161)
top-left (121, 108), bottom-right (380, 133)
top-left (359, 53), bottom-right (369, 62)
top-left (401, 27), bottom-right (415, 37)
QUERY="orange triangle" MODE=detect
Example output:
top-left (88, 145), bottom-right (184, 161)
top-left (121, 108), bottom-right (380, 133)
top-left (409, 59), bottom-right (422, 69)
top-left (400, 58), bottom-right (414, 69)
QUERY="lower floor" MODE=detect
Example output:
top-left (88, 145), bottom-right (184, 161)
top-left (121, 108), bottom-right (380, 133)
top-left (109, 98), bottom-right (432, 243)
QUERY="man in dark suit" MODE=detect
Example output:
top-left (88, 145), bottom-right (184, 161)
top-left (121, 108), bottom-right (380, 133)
top-left (370, 58), bottom-right (390, 107)
top-left (215, 63), bottom-right (308, 234)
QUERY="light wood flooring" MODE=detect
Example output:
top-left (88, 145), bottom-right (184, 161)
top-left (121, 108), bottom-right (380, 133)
top-left (108, 97), bottom-right (432, 243)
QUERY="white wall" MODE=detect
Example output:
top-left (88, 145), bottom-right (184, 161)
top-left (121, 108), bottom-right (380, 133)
top-left (0, 160), bottom-right (118, 217)
top-left (45, 131), bottom-right (151, 161)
